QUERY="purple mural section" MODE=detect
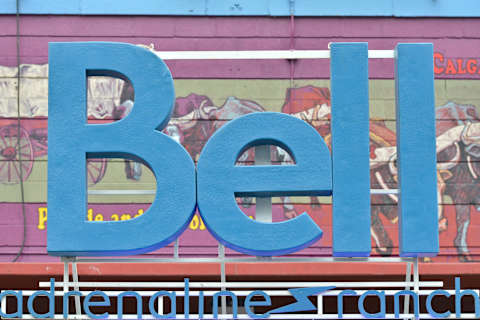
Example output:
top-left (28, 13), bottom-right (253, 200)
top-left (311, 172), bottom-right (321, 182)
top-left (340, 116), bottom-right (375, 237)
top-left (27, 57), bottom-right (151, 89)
top-left (0, 16), bottom-right (479, 78)
top-left (1, 201), bottom-right (479, 263)
top-left (1, 15), bottom-right (480, 262)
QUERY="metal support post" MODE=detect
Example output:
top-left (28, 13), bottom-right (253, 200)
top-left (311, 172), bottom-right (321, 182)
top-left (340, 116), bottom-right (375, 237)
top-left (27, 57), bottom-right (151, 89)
top-left (72, 260), bottom-right (81, 316)
top-left (62, 257), bottom-right (69, 294)
top-left (255, 145), bottom-right (272, 223)
top-left (255, 145), bottom-right (273, 262)
top-left (174, 239), bottom-right (179, 259)
top-left (218, 244), bottom-right (227, 315)
top-left (403, 261), bottom-right (412, 319)
top-left (413, 257), bottom-right (419, 293)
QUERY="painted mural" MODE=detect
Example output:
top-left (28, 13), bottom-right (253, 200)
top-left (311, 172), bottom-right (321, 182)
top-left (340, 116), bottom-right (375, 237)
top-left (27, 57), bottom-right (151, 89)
top-left (1, 63), bottom-right (480, 262)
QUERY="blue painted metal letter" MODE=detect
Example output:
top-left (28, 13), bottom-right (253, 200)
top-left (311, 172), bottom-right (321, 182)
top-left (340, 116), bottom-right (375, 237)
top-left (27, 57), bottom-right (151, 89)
top-left (330, 43), bottom-right (371, 257)
top-left (48, 42), bottom-right (196, 256)
top-left (197, 112), bottom-right (331, 256)
top-left (395, 43), bottom-right (439, 256)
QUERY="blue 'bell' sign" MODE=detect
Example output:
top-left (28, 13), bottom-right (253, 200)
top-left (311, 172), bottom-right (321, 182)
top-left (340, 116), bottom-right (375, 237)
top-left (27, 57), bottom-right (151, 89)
top-left (47, 42), bottom-right (438, 258)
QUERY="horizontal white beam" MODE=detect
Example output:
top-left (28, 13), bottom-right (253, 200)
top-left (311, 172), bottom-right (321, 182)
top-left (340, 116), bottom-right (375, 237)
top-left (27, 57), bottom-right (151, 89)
top-left (88, 189), bottom-right (155, 195)
top-left (153, 50), bottom-right (395, 60)
top-left (40, 281), bottom-right (443, 288)
top-left (371, 189), bottom-right (399, 194)
top-left (88, 189), bottom-right (398, 195)
top-left (72, 256), bottom-right (416, 263)
top-left (24, 289), bottom-right (463, 297)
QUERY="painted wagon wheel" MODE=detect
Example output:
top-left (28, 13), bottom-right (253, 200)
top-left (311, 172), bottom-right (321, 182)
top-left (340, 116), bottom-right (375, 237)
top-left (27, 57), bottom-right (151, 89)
top-left (29, 128), bottom-right (48, 158)
top-left (87, 158), bottom-right (107, 185)
top-left (0, 125), bottom-right (34, 184)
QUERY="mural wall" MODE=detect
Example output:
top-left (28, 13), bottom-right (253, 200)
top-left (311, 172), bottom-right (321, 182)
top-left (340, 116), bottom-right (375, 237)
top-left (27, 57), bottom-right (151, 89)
top-left (1, 16), bottom-right (480, 262)
top-left (1, 67), bottom-right (480, 262)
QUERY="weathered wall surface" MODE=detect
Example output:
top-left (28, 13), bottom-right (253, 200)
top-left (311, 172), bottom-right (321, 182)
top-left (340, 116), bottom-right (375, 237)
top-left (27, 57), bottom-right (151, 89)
top-left (1, 16), bottom-right (480, 262)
